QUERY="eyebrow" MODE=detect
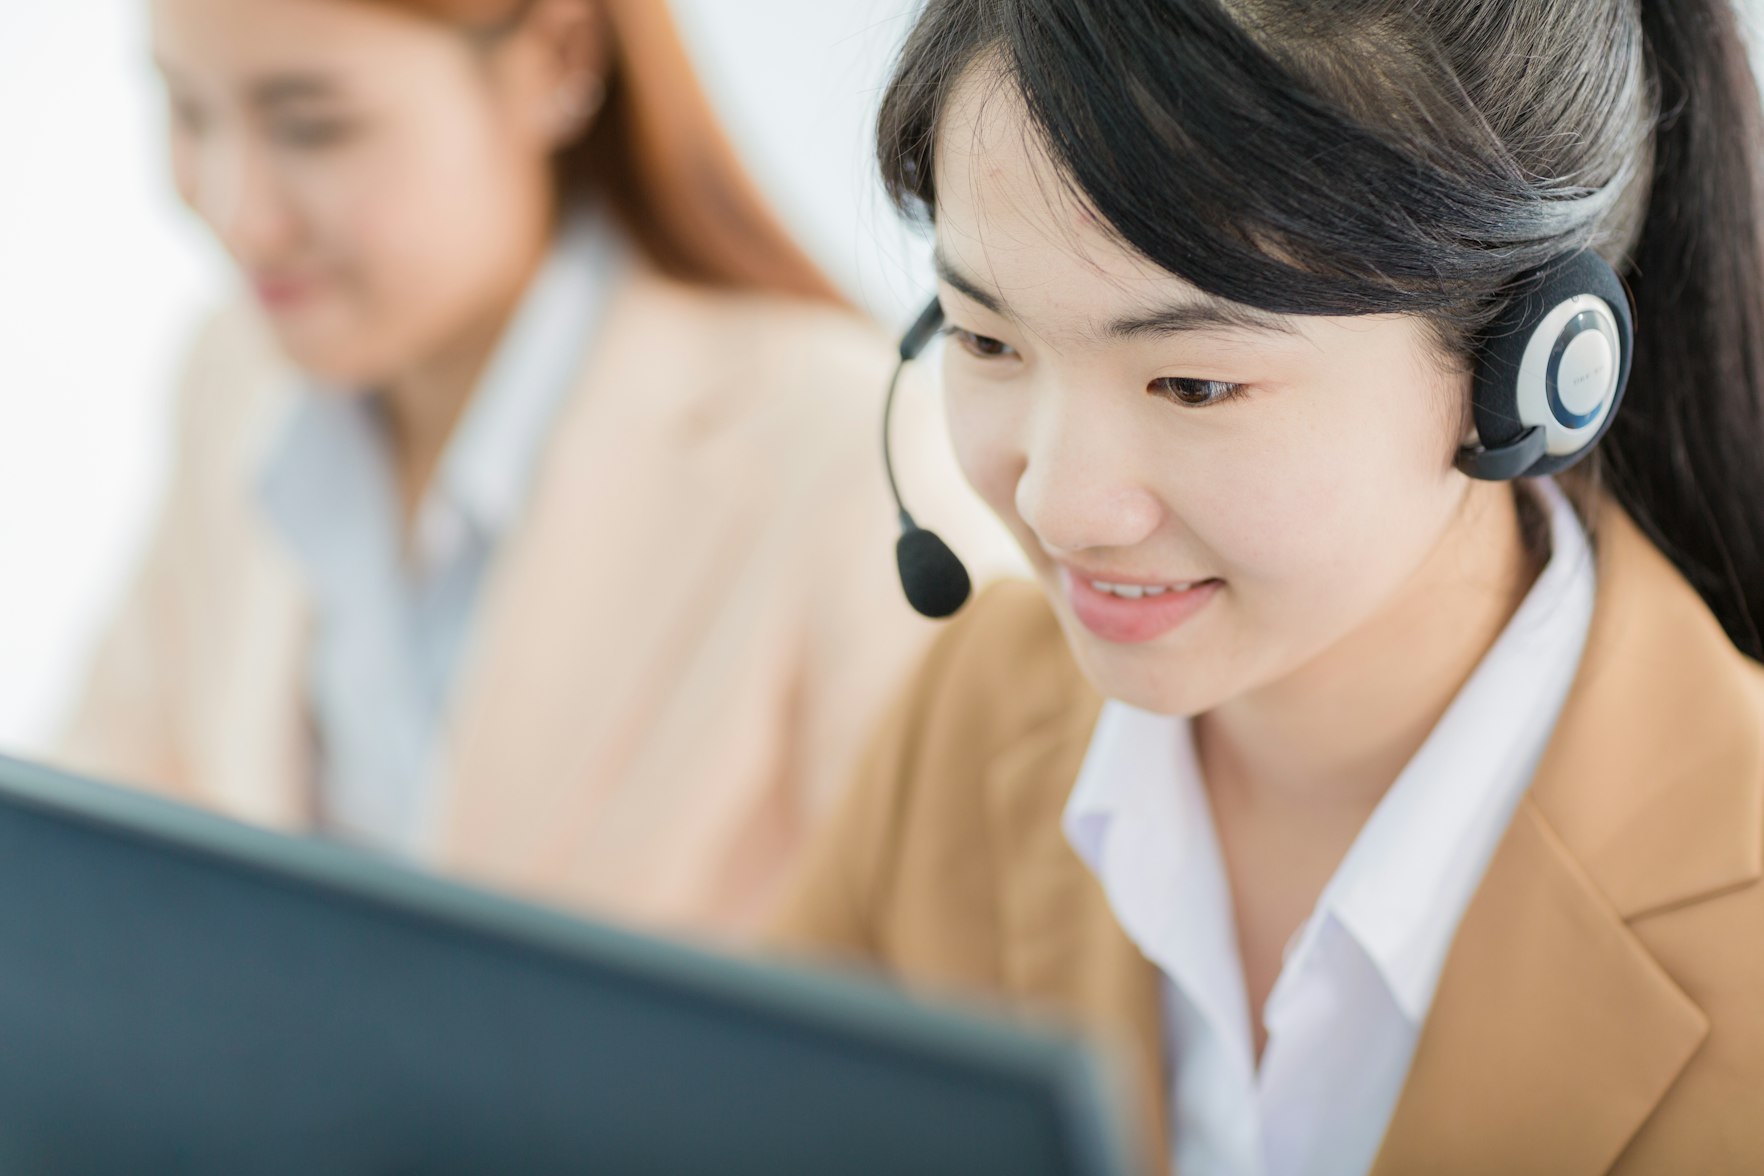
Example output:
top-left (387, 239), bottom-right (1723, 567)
top-left (151, 59), bottom-right (344, 109)
top-left (933, 249), bottom-right (1296, 339)
top-left (249, 75), bottom-right (343, 108)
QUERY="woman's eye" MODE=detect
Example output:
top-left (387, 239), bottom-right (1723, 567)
top-left (946, 327), bottom-right (1016, 360)
top-left (271, 119), bottom-right (356, 150)
top-left (1151, 377), bottom-right (1244, 407)
top-left (168, 97), bottom-right (207, 136)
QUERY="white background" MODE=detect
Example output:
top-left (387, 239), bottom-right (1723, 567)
top-left (1, 1), bottom-right (1761, 753)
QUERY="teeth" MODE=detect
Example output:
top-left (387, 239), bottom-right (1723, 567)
top-left (1089, 579), bottom-right (1199, 599)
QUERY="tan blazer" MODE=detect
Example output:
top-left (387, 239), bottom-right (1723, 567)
top-left (57, 262), bottom-right (1011, 937)
top-left (770, 504), bottom-right (1764, 1174)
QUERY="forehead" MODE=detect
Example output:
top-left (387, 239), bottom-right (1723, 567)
top-left (928, 64), bottom-right (1457, 378)
top-left (931, 63), bottom-right (1227, 329)
top-left (152, 0), bottom-right (440, 85)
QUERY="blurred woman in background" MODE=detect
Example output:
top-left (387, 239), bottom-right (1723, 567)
top-left (58, 0), bottom-right (998, 935)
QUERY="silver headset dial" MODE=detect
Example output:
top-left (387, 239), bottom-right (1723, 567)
top-left (1516, 294), bottom-right (1623, 456)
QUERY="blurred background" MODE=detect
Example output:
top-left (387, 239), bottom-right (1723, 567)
top-left (0, 0), bottom-right (934, 754)
top-left (2, 0), bottom-right (1763, 756)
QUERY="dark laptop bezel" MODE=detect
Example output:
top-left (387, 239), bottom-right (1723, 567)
top-left (0, 755), bottom-right (1140, 1175)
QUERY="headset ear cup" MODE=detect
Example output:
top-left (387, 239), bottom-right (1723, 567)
top-left (1464, 251), bottom-right (1634, 480)
top-left (1468, 300), bottom-right (1535, 468)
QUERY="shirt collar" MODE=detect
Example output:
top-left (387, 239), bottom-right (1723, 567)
top-left (1063, 478), bottom-right (1597, 1029)
top-left (433, 209), bottom-right (624, 544)
top-left (1320, 477), bottom-right (1595, 1020)
top-left (1065, 702), bottom-right (1258, 1081)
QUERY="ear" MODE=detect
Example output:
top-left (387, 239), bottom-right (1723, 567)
top-left (505, 0), bottom-right (612, 147)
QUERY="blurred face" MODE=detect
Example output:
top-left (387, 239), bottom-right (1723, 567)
top-left (933, 72), bottom-right (1482, 717)
top-left (152, 0), bottom-right (593, 384)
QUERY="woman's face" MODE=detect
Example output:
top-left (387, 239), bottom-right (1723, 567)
top-left (152, 0), bottom-right (590, 384)
top-left (933, 72), bottom-right (1485, 718)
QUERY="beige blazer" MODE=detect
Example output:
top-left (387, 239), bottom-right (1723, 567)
top-left (771, 504), bottom-right (1764, 1174)
top-left (57, 262), bottom-right (1010, 937)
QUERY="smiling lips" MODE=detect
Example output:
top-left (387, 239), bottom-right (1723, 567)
top-left (1061, 567), bottom-right (1222, 644)
top-left (252, 274), bottom-right (320, 312)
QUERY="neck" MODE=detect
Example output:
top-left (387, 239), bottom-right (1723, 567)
top-left (1196, 481), bottom-right (1545, 823)
top-left (380, 248), bottom-right (549, 527)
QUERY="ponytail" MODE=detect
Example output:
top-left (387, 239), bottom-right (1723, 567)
top-left (1602, 0), bottom-right (1764, 658)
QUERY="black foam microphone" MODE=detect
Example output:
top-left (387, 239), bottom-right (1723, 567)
top-left (884, 299), bottom-right (973, 619)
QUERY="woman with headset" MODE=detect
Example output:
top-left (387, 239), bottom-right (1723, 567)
top-left (774, 0), bottom-right (1764, 1169)
top-left (58, 0), bottom-right (998, 936)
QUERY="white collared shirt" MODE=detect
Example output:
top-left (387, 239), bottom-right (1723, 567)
top-left (258, 212), bottom-right (624, 859)
top-left (1063, 480), bottom-right (1596, 1176)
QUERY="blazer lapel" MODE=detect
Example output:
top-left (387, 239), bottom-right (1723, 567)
top-left (1372, 504), bottom-right (1762, 1174)
top-left (432, 267), bottom-right (774, 905)
top-left (205, 562), bottom-right (313, 830)
top-left (201, 367), bottom-right (317, 832)
top-left (1367, 796), bottom-right (1707, 1176)
top-left (984, 691), bottom-right (1173, 1176)
top-left (974, 503), bottom-right (1759, 1176)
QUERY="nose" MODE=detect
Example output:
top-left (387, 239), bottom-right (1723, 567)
top-left (1014, 387), bottom-right (1163, 558)
top-left (184, 135), bottom-right (297, 266)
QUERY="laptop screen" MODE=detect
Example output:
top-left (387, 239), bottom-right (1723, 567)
top-left (0, 755), bottom-right (1137, 1175)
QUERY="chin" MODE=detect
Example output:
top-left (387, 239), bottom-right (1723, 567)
top-left (1092, 669), bottom-right (1224, 719)
top-left (250, 296), bottom-right (376, 382)
top-left (268, 330), bottom-right (389, 389)
top-left (1050, 608), bottom-right (1234, 719)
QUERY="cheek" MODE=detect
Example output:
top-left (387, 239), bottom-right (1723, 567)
top-left (291, 121), bottom-right (547, 374)
top-left (1180, 371), bottom-right (1465, 617)
top-left (310, 132), bottom-right (508, 280)
top-left (942, 366), bottom-right (1027, 527)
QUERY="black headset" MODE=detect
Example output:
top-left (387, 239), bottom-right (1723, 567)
top-left (882, 250), bottom-right (1634, 620)
top-left (883, 299), bottom-right (973, 619)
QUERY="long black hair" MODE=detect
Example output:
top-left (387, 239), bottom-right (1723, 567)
top-left (878, 0), bottom-right (1764, 658)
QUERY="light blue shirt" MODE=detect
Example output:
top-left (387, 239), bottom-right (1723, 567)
top-left (258, 213), bottom-right (624, 858)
